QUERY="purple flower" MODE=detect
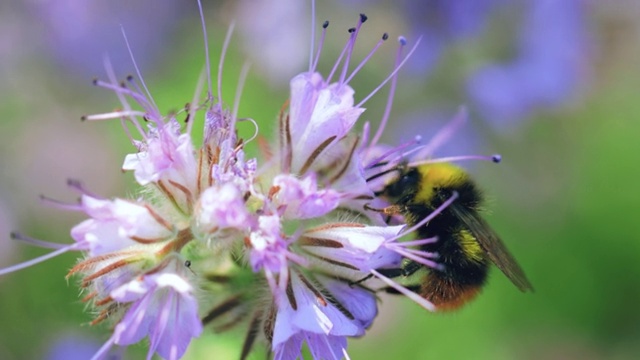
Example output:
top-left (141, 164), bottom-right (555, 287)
top-left (288, 73), bottom-right (365, 175)
top-left (28, 0), bottom-right (186, 78)
top-left (467, 0), bottom-right (590, 127)
top-left (94, 262), bottom-right (202, 360)
top-left (71, 195), bottom-right (174, 256)
top-left (122, 119), bottom-right (199, 191)
top-left (272, 173), bottom-right (341, 219)
top-left (271, 275), bottom-right (377, 360)
top-left (195, 183), bottom-right (253, 237)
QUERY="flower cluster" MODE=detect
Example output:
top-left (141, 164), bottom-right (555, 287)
top-left (1, 6), bottom-right (459, 360)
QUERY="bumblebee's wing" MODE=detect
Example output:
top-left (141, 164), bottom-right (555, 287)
top-left (451, 204), bottom-right (534, 292)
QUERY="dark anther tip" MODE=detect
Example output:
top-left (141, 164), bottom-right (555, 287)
top-left (382, 33), bottom-right (389, 41)
top-left (80, 115), bottom-right (88, 122)
top-left (91, 78), bottom-right (99, 85)
top-left (126, 74), bottom-right (134, 81)
top-left (360, 13), bottom-right (368, 23)
top-left (348, 27), bottom-right (356, 33)
top-left (492, 154), bottom-right (502, 163)
top-left (322, 20), bottom-right (329, 29)
top-left (399, 36), bottom-right (407, 46)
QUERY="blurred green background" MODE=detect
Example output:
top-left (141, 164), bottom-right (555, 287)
top-left (1, 1), bottom-right (639, 359)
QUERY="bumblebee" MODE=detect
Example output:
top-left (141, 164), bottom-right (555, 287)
top-left (376, 162), bottom-right (533, 311)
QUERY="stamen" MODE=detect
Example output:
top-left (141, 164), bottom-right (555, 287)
top-left (356, 35), bottom-right (422, 108)
top-left (338, 14), bottom-right (368, 86)
top-left (230, 61), bottom-right (252, 131)
top-left (218, 22), bottom-right (236, 104)
top-left (103, 57), bottom-right (149, 141)
top-left (365, 133), bottom-right (421, 170)
top-left (408, 154), bottom-right (502, 167)
top-left (370, 269), bottom-right (436, 311)
top-left (0, 244), bottom-right (79, 276)
top-left (326, 31), bottom-right (352, 83)
top-left (311, 20), bottom-right (330, 72)
top-left (38, 195), bottom-right (82, 211)
top-left (343, 32), bottom-right (389, 85)
top-left (196, 0), bottom-right (213, 101)
top-left (92, 78), bottom-right (151, 110)
top-left (81, 110), bottom-right (146, 122)
top-left (309, 0), bottom-right (317, 72)
top-left (186, 68), bottom-right (207, 135)
top-left (397, 237), bottom-right (439, 247)
top-left (10, 231), bottom-right (68, 250)
top-left (413, 106), bottom-right (467, 160)
top-left (392, 191), bottom-right (459, 240)
top-left (369, 35), bottom-right (405, 148)
top-left (120, 26), bottom-right (159, 119)
top-left (67, 179), bottom-right (100, 198)
top-left (125, 75), bottom-right (158, 118)
top-left (387, 246), bottom-right (442, 270)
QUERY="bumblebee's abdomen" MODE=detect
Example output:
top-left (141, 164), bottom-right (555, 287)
top-left (420, 272), bottom-right (485, 311)
top-left (420, 230), bottom-right (489, 311)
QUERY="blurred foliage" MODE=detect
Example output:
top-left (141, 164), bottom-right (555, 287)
top-left (1, 1), bottom-right (639, 359)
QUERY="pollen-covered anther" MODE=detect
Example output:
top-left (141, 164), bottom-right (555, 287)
top-left (94, 295), bottom-right (114, 307)
top-left (268, 185), bottom-right (281, 200)
top-left (158, 227), bottom-right (194, 255)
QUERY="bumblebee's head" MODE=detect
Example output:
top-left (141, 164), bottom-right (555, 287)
top-left (382, 166), bottom-right (422, 201)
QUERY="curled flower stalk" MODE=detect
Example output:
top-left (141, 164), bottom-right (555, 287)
top-left (0, 3), bottom-right (497, 360)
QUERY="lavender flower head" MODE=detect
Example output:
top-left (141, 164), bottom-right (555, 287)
top-left (0, 2), bottom-right (492, 359)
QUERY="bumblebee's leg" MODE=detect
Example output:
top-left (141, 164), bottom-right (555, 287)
top-left (376, 267), bottom-right (406, 278)
top-left (383, 284), bottom-right (421, 295)
top-left (349, 266), bottom-right (405, 287)
top-left (363, 203), bottom-right (404, 215)
top-left (349, 274), bottom-right (373, 287)
top-left (401, 260), bottom-right (423, 277)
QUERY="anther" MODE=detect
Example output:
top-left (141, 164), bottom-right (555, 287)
top-left (382, 33), bottom-right (389, 41)
top-left (492, 154), bottom-right (502, 163)
top-left (185, 260), bottom-right (192, 268)
top-left (91, 78), bottom-right (99, 86)
top-left (126, 74), bottom-right (134, 82)
top-left (67, 178), bottom-right (83, 189)
top-left (360, 13), bottom-right (368, 23)
top-left (398, 36), bottom-right (407, 46)
top-left (322, 20), bottom-right (329, 29)
top-left (80, 115), bottom-right (88, 122)
top-left (348, 27), bottom-right (356, 33)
